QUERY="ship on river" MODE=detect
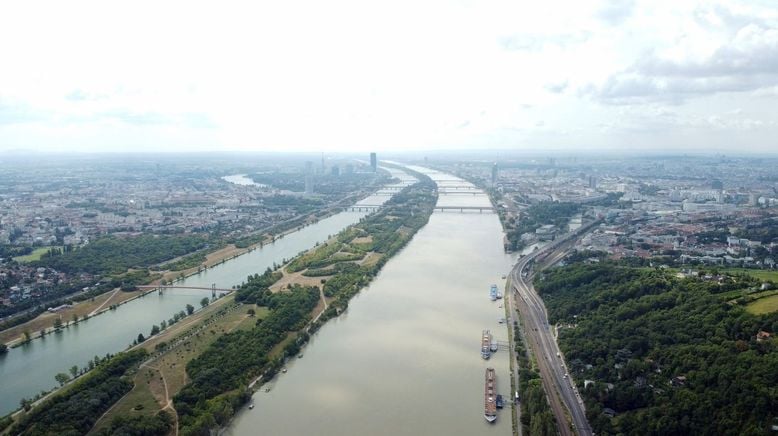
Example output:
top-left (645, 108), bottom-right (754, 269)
top-left (481, 330), bottom-right (492, 359)
top-left (489, 284), bottom-right (498, 301)
top-left (484, 367), bottom-right (497, 423)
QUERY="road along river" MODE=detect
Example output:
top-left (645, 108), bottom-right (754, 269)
top-left (0, 168), bottom-right (413, 416)
top-left (226, 167), bottom-right (515, 436)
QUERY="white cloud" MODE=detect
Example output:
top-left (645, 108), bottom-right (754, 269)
top-left (0, 0), bottom-right (776, 153)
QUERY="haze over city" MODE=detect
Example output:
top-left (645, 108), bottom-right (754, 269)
top-left (1, 2), bottom-right (778, 436)
top-left (1, 0), bottom-right (777, 154)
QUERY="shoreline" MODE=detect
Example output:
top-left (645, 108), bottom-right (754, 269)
top-left (0, 181), bottom-right (388, 347)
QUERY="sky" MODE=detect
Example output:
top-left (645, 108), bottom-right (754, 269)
top-left (0, 0), bottom-right (777, 154)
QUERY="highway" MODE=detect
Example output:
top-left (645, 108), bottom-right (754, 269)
top-left (508, 226), bottom-right (595, 436)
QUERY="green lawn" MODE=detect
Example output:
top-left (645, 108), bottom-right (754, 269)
top-left (721, 268), bottom-right (778, 282)
top-left (746, 294), bottom-right (778, 315)
top-left (13, 247), bottom-right (61, 263)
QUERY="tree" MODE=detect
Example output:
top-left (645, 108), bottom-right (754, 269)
top-left (55, 372), bottom-right (70, 386)
top-left (39, 328), bottom-right (46, 338)
top-left (72, 313), bottom-right (79, 324)
top-left (200, 297), bottom-right (209, 308)
top-left (247, 308), bottom-right (256, 317)
top-left (69, 365), bottom-right (79, 378)
top-left (23, 330), bottom-right (31, 342)
top-left (150, 325), bottom-right (160, 336)
top-left (137, 333), bottom-right (146, 343)
top-left (186, 304), bottom-right (195, 315)
top-left (0, 343), bottom-right (7, 354)
top-left (20, 398), bottom-right (32, 412)
top-left (53, 317), bottom-right (63, 330)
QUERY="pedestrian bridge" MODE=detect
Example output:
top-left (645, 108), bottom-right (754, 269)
top-left (137, 285), bottom-right (234, 293)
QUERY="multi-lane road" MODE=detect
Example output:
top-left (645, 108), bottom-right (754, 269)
top-left (508, 227), bottom-right (595, 436)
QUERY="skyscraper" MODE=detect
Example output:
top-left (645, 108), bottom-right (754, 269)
top-left (304, 161), bottom-right (314, 194)
top-left (491, 163), bottom-right (498, 186)
top-left (370, 152), bottom-right (377, 172)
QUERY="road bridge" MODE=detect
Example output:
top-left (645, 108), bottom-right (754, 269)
top-left (346, 204), bottom-right (383, 212)
top-left (436, 185), bottom-right (478, 189)
top-left (434, 205), bottom-right (494, 212)
top-left (380, 184), bottom-right (416, 191)
top-left (437, 191), bottom-right (483, 196)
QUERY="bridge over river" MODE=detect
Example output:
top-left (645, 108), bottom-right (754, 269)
top-left (346, 204), bottom-right (495, 213)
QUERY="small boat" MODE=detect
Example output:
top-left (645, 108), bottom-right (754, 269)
top-left (282, 368), bottom-right (287, 373)
top-left (496, 394), bottom-right (504, 409)
top-left (298, 354), bottom-right (303, 358)
top-left (265, 388), bottom-right (270, 393)
top-left (248, 403), bottom-right (254, 410)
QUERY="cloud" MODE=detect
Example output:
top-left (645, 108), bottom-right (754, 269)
top-left (65, 89), bottom-right (107, 102)
top-left (99, 110), bottom-right (216, 128)
top-left (545, 80), bottom-right (569, 93)
top-left (499, 31), bottom-right (590, 52)
top-left (596, 0), bottom-right (635, 26)
top-left (588, 22), bottom-right (778, 104)
top-left (0, 99), bottom-right (47, 125)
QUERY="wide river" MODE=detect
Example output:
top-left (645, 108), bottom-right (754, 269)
top-left (0, 168), bottom-right (414, 416)
top-left (227, 167), bottom-right (515, 436)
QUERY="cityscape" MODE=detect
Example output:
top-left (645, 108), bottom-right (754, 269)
top-left (1, 1), bottom-right (777, 435)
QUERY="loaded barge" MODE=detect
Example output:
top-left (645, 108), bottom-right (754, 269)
top-left (484, 367), bottom-right (497, 423)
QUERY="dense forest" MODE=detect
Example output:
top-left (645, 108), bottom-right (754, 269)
top-left (535, 262), bottom-right (777, 435)
top-left (34, 234), bottom-right (208, 275)
top-left (9, 349), bottom-right (148, 435)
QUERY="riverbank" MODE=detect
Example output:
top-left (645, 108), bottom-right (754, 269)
top-left (0, 199), bottom-right (356, 349)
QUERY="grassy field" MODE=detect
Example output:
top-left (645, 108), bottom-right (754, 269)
top-left (13, 247), bottom-right (61, 263)
top-left (721, 268), bottom-right (778, 282)
top-left (746, 294), bottom-right (778, 315)
top-left (89, 302), bottom-right (267, 432)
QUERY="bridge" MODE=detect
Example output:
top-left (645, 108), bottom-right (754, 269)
top-left (347, 204), bottom-right (494, 213)
top-left (137, 285), bottom-right (234, 295)
top-left (436, 185), bottom-right (479, 190)
top-left (380, 184), bottom-right (416, 191)
top-left (434, 205), bottom-right (495, 213)
top-left (438, 191), bottom-right (484, 196)
top-left (347, 204), bottom-right (383, 212)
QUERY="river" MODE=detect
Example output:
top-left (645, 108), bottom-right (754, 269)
top-left (0, 168), bottom-right (414, 416)
top-left (226, 167), bottom-right (515, 436)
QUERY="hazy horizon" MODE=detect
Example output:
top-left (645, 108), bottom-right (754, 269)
top-left (1, 0), bottom-right (777, 154)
